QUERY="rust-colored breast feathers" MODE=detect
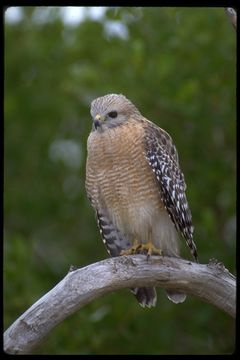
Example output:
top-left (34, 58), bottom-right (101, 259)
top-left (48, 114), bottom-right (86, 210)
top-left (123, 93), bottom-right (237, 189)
top-left (86, 119), bottom-right (163, 236)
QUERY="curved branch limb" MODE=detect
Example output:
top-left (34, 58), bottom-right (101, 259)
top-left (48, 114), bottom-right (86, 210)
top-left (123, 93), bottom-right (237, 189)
top-left (225, 8), bottom-right (237, 29)
top-left (4, 256), bottom-right (236, 354)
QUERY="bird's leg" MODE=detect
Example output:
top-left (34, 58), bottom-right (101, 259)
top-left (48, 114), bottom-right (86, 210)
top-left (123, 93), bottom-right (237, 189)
top-left (138, 230), bottom-right (163, 259)
top-left (120, 238), bottom-right (141, 256)
top-left (138, 242), bottom-right (163, 260)
top-left (120, 236), bottom-right (163, 259)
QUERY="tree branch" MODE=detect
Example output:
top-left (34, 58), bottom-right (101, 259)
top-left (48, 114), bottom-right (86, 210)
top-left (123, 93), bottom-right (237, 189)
top-left (225, 8), bottom-right (237, 29)
top-left (4, 255), bottom-right (236, 354)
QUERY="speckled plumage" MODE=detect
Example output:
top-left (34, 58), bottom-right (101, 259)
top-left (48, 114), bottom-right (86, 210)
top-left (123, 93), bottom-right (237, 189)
top-left (86, 94), bottom-right (198, 307)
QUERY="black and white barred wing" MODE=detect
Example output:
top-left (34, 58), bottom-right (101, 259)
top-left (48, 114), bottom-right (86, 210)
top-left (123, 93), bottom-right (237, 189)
top-left (144, 122), bottom-right (198, 262)
top-left (85, 191), bottom-right (131, 257)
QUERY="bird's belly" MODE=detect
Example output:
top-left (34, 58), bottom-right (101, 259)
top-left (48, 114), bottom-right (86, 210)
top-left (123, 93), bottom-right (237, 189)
top-left (97, 156), bottom-right (162, 241)
top-left (105, 175), bottom-right (179, 256)
top-left (86, 121), bottom-right (178, 253)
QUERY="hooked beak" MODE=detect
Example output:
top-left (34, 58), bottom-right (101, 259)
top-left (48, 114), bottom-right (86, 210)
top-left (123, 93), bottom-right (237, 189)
top-left (94, 114), bottom-right (103, 129)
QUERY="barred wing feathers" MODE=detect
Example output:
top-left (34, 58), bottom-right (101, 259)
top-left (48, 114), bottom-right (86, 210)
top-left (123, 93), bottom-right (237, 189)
top-left (143, 121), bottom-right (198, 262)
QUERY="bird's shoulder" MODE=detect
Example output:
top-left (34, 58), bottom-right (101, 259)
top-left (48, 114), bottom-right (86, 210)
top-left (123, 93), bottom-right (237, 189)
top-left (137, 116), bottom-right (179, 165)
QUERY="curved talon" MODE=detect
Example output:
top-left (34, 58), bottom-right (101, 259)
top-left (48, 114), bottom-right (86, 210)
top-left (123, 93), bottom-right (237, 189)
top-left (120, 242), bottom-right (162, 257)
top-left (120, 241), bottom-right (141, 256)
top-left (140, 243), bottom-right (163, 257)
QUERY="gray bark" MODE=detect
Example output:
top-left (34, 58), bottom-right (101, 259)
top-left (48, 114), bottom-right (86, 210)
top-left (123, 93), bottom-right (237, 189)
top-left (225, 8), bottom-right (237, 29)
top-left (4, 255), bottom-right (236, 354)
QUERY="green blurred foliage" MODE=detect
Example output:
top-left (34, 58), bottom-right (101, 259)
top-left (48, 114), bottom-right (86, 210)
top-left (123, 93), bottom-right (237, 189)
top-left (4, 7), bottom-right (236, 355)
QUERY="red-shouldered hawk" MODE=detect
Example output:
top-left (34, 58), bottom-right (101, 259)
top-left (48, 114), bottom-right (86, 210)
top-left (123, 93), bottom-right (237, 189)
top-left (85, 94), bottom-right (198, 308)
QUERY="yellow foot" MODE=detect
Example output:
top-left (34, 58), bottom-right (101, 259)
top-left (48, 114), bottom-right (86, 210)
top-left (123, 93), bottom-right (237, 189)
top-left (138, 242), bottom-right (163, 258)
top-left (120, 243), bottom-right (142, 256)
top-left (120, 241), bottom-right (162, 258)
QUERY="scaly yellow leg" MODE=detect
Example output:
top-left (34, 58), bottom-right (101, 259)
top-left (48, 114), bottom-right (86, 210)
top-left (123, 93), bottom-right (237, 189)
top-left (138, 242), bottom-right (163, 259)
top-left (120, 239), bottom-right (162, 258)
top-left (120, 239), bottom-right (141, 255)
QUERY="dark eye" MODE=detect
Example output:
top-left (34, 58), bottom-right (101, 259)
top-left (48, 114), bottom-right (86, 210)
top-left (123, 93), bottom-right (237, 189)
top-left (108, 111), bottom-right (118, 118)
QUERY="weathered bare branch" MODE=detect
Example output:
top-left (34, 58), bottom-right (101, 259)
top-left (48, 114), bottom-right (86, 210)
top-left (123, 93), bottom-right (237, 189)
top-left (4, 255), bottom-right (236, 354)
top-left (225, 8), bottom-right (237, 29)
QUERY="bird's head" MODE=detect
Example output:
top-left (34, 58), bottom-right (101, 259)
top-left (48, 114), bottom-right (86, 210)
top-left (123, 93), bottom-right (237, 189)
top-left (90, 94), bottom-right (140, 132)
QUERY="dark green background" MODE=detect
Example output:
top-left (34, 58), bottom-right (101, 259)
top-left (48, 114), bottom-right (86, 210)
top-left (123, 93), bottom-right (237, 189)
top-left (4, 7), bottom-right (236, 354)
